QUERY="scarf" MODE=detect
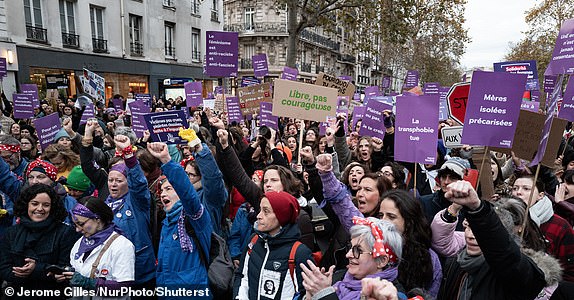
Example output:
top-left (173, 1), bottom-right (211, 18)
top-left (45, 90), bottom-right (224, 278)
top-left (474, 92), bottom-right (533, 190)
top-left (74, 223), bottom-right (123, 260)
top-left (105, 193), bottom-right (128, 214)
top-left (15, 216), bottom-right (57, 253)
top-left (457, 249), bottom-right (486, 300)
top-left (529, 196), bottom-right (554, 227)
top-left (165, 201), bottom-right (194, 252)
top-left (333, 267), bottom-right (398, 300)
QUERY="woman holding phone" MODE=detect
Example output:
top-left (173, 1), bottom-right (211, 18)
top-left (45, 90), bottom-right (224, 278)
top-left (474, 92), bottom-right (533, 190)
top-left (0, 184), bottom-right (79, 299)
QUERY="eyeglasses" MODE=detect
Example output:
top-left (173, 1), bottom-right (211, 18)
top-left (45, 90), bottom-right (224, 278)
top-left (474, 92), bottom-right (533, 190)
top-left (381, 171), bottom-right (393, 177)
top-left (0, 152), bottom-right (16, 160)
top-left (348, 243), bottom-right (372, 259)
top-left (73, 218), bottom-right (93, 229)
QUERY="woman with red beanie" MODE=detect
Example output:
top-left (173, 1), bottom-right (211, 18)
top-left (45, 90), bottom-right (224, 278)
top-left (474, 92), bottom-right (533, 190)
top-left (234, 191), bottom-right (313, 300)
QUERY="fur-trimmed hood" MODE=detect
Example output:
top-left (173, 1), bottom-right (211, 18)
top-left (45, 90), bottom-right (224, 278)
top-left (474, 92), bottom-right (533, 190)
top-left (523, 248), bottom-right (562, 286)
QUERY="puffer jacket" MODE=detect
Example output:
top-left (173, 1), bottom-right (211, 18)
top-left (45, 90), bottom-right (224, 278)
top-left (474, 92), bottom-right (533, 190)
top-left (435, 202), bottom-right (547, 300)
top-left (156, 161), bottom-right (212, 296)
top-left (104, 155), bottom-right (155, 285)
top-left (233, 223), bottom-right (313, 300)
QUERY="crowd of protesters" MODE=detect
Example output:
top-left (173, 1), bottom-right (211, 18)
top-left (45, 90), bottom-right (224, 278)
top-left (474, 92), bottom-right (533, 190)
top-left (0, 90), bottom-right (574, 300)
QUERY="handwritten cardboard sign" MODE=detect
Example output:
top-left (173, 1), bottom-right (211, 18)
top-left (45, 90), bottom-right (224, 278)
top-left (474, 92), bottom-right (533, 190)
top-left (315, 72), bottom-right (356, 99)
top-left (237, 82), bottom-right (272, 115)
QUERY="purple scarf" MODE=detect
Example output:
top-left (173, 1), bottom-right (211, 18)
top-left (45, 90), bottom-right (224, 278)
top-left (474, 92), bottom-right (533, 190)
top-left (74, 223), bottom-right (123, 260)
top-left (333, 267), bottom-right (399, 300)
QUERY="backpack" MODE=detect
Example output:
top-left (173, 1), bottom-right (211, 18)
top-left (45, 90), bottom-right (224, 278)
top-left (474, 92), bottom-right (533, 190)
top-left (185, 218), bottom-right (234, 297)
top-left (248, 235), bottom-right (322, 285)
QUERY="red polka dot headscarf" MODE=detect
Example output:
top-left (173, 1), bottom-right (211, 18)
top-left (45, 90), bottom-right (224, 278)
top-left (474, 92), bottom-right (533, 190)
top-left (352, 216), bottom-right (398, 263)
top-left (26, 159), bottom-right (58, 182)
top-left (0, 144), bottom-right (20, 153)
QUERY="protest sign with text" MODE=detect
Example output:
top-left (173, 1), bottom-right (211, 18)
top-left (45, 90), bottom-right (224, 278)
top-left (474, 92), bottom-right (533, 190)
top-left (129, 100), bottom-right (151, 138)
top-left (143, 110), bottom-right (188, 144)
top-left (237, 82), bottom-right (272, 115)
top-left (394, 95), bottom-right (439, 164)
top-left (259, 102), bottom-right (278, 129)
top-left (545, 18), bottom-right (574, 75)
top-left (33, 113), bottom-right (61, 150)
top-left (205, 31), bottom-right (238, 77)
top-left (315, 72), bottom-right (356, 99)
top-left (13, 94), bottom-right (34, 119)
top-left (441, 126), bottom-right (463, 148)
top-left (252, 54), bottom-right (269, 77)
top-left (461, 71), bottom-right (526, 148)
top-left (359, 99), bottom-right (392, 140)
top-left (185, 81), bottom-right (203, 107)
top-left (494, 60), bottom-right (539, 90)
top-left (273, 79), bottom-right (338, 122)
top-left (558, 76), bottom-right (574, 121)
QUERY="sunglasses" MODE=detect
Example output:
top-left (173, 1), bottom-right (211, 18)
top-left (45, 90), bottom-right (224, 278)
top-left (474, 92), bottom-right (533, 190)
top-left (347, 242), bottom-right (372, 259)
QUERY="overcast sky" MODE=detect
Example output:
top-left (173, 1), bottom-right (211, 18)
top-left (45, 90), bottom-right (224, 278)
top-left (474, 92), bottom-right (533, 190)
top-left (461, 0), bottom-right (538, 70)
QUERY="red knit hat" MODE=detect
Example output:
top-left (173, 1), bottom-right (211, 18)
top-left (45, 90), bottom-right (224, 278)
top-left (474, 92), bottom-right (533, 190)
top-left (264, 191), bottom-right (300, 226)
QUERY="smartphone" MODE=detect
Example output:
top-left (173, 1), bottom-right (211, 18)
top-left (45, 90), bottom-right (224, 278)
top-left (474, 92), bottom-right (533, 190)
top-left (45, 265), bottom-right (74, 275)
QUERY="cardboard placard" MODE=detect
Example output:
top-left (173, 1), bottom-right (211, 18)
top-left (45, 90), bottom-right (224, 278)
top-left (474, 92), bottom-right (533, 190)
top-left (315, 72), bottom-right (356, 99)
top-left (237, 82), bottom-right (272, 115)
top-left (273, 79), bottom-right (338, 122)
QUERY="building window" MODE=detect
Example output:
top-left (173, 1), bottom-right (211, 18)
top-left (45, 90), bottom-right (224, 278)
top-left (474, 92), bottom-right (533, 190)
top-left (129, 14), bottom-right (143, 56)
top-left (59, 0), bottom-right (78, 48)
top-left (163, 0), bottom-right (175, 8)
top-left (191, 28), bottom-right (200, 61)
top-left (90, 6), bottom-right (107, 52)
top-left (211, 0), bottom-right (219, 22)
top-left (164, 22), bottom-right (175, 58)
top-left (191, 0), bottom-right (200, 15)
top-left (24, 0), bottom-right (47, 43)
top-left (244, 7), bottom-right (255, 31)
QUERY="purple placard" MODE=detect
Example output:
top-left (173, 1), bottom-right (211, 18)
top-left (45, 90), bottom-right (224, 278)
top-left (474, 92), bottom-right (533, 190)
top-left (241, 76), bottom-right (260, 87)
top-left (545, 19), bottom-right (574, 75)
top-left (130, 100), bottom-right (151, 138)
top-left (13, 93), bottom-right (34, 119)
top-left (143, 110), bottom-right (189, 144)
top-left (338, 76), bottom-right (352, 82)
top-left (382, 76), bottom-right (391, 89)
top-left (352, 106), bottom-right (366, 131)
top-left (368, 95), bottom-right (393, 107)
top-left (0, 57), bottom-right (6, 78)
top-left (403, 70), bottom-right (420, 89)
top-left (80, 103), bottom-right (95, 125)
top-left (364, 86), bottom-right (380, 97)
top-left (205, 31), bottom-right (239, 77)
top-left (544, 75), bottom-right (557, 92)
top-left (558, 76), bottom-right (574, 121)
top-left (423, 82), bottom-right (440, 95)
top-left (521, 100), bottom-right (540, 113)
top-left (184, 81), bottom-right (203, 107)
top-left (20, 84), bottom-right (40, 108)
top-left (359, 99), bottom-right (392, 139)
top-left (494, 60), bottom-right (539, 90)
top-left (112, 98), bottom-right (124, 111)
top-left (33, 113), bottom-right (61, 150)
top-left (531, 90), bottom-right (541, 103)
top-left (214, 86), bottom-right (223, 95)
top-left (281, 66), bottom-right (299, 81)
top-left (439, 86), bottom-right (450, 121)
top-left (394, 95), bottom-right (439, 164)
top-left (226, 96), bottom-right (243, 123)
top-left (531, 75), bottom-right (565, 166)
top-left (395, 95), bottom-right (439, 164)
top-left (252, 54), bottom-right (269, 78)
top-left (135, 94), bottom-right (152, 107)
top-left (259, 102), bottom-right (278, 129)
top-left (461, 71), bottom-right (527, 148)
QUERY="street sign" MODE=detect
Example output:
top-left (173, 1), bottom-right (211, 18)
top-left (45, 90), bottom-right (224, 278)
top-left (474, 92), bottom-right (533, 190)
top-left (447, 82), bottom-right (471, 125)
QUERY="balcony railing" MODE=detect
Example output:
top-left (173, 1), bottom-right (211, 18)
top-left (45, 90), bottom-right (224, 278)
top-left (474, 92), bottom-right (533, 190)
top-left (92, 38), bottom-right (108, 53)
top-left (191, 2), bottom-right (200, 15)
top-left (192, 50), bottom-right (201, 61)
top-left (165, 46), bottom-right (176, 58)
top-left (224, 22), bottom-right (287, 34)
top-left (130, 42), bottom-right (143, 56)
top-left (315, 65), bottom-right (325, 74)
top-left (62, 32), bottom-right (79, 48)
top-left (26, 25), bottom-right (48, 43)
top-left (240, 58), bottom-right (252, 69)
top-left (211, 10), bottom-right (219, 22)
top-left (300, 29), bottom-right (339, 51)
top-left (300, 63), bottom-right (311, 73)
top-left (338, 54), bottom-right (356, 64)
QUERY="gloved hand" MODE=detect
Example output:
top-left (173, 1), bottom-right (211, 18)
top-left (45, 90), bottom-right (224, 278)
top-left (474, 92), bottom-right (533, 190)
top-left (178, 127), bottom-right (201, 148)
top-left (70, 272), bottom-right (97, 290)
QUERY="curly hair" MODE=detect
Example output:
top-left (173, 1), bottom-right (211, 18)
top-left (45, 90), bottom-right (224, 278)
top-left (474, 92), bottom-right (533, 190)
top-left (42, 144), bottom-right (80, 173)
top-left (261, 165), bottom-right (304, 198)
top-left (379, 189), bottom-right (434, 293)
top-left (14, 184), bottom-right (68, 222)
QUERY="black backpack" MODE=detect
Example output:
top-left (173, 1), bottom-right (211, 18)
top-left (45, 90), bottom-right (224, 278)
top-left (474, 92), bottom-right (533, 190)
top-left (185, 217), bottom-right (234, 297)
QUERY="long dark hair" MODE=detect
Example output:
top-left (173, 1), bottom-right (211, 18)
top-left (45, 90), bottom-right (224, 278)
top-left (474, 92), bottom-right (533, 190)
top-left (15, 184), bottom-right (68, 222)
top-left (380, 189), bottom-right (434, 293)
top-left (78, 196), bottom-right (114, 225)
